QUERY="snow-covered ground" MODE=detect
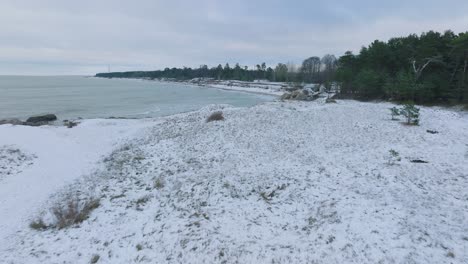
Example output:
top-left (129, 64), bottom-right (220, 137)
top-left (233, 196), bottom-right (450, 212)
top-left (1, 101), bottom-right (467, 263)
top-left (0, 119), bottom-right (153, 252)
top-left (0, 146), bottom-right (37, 181)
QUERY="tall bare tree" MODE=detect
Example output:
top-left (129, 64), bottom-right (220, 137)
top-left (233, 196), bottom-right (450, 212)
top-left (321, 54), bottom-right (338, 87)
top-left (300, 57), bottom-right (321, 83)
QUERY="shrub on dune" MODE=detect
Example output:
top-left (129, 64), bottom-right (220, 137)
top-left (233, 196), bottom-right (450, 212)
top-left (206, 111), bottom-right (224, 122)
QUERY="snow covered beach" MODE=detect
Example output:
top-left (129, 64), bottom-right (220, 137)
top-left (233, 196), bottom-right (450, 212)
top-left (144, 78), bottom-right (288, 97)
top-left (189, 80), bottom-right (286, 96)
top-left (0, 119), bottom-right (154, 249)
top-left (92, 77), bottom-right (286, 97)
top-left (0, 100), bottom-right (467, 263)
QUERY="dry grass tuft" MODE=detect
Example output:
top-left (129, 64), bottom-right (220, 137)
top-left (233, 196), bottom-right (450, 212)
top-left (52, 197), bottom-right (100, 229)
top-left (154, 177), bottom-right (165, 189)
top-left (206, 111), bottom-right (224, 122)
top-left (29, 218), bottom-right (48, 230)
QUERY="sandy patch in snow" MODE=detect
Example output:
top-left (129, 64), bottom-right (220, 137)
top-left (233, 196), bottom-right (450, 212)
top-left (1, 101), bottom-right (468, 263)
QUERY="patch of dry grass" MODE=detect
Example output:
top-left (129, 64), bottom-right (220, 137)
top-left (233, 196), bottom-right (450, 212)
top-left (154, 177), bottom-right (165, 189)
top-left (206, 111), bottom-right (224, 122)
top-left (52, 197), bottom-right (100, 229)
top-left (29, 218), bottom-right (48, 230)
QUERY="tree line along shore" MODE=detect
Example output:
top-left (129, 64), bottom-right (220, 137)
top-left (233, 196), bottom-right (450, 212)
top-left (96, 30), bottom-right (468, 106)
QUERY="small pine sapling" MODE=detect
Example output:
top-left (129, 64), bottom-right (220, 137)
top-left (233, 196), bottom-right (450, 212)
top-left (390, 107), bottom-right (400, 120)
top-left (400, 102), bottom-right (420, 125)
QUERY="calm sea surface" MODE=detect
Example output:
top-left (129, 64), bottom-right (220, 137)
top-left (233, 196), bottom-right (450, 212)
top-left (0, 76), bottom-right (274, 120)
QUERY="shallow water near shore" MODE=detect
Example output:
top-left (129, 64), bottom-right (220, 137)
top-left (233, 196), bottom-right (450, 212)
top-left (0, 76), bottom-right (274, 120)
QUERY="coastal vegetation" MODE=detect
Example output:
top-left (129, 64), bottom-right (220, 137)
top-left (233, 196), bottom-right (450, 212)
top-left (96, 30), bottom-right (468, 105)
top-left (389, 102), bottom-right (421, 125)
top-left (336, 31), bottom-right (468, 104)
top-left (206, 111), bottom-right (225, 122)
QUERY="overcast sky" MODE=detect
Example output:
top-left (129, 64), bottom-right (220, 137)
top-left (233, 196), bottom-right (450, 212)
top-left (0, 0), bottom-right (467, 75)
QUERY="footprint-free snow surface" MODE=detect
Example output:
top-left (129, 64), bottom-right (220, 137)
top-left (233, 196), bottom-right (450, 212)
top-left (0, 146), bottom-right (36, 181)
top-left (1, 101), bottom-right (467, 263)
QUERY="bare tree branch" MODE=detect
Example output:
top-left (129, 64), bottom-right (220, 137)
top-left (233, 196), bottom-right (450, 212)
top-left (411, 56), bottom-right (444, 81)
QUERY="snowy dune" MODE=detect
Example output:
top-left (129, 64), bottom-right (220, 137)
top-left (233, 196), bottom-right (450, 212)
top-left (1, 100), bottom-right (467, 263)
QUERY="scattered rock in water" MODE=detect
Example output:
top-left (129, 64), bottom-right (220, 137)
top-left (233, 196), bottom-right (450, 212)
top-left (426, 130), bottom-right (439, 134)
top-left (0, 114), bottom-right (59, 127)
top-left (0, 118), bottom-right (23, 126)
top-left (23, 121), bottom-right (49, 127)
top-left (325, 98), bottom-right (337, 104)
top-left (25, 114), bottom-right (57, 125)
top-left (63, 120), bottom-right (79, 128)
top-left (108, 116), bottom-right (133, 119)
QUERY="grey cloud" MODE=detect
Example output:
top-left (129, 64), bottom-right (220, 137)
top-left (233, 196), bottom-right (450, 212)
top-left (0, 0), bottom-right (467, 75)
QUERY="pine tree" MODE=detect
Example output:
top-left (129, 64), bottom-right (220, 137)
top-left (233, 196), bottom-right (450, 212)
top-left (400, 102), bottom-right (420, 125)
top-left (389, 107), bottom-right (400, 120)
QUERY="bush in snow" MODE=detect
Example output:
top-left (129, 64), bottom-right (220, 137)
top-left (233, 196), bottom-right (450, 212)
top-left (52, 196), bottom-right (100, 229)
top-left (387, 149), bottom-right (401, 165)
top-left (400, 102), bottom-right (420, 125)
top-left (206, 111), bottom-right (224, 122)
top-left (29, 218), bottom-right (48, 230)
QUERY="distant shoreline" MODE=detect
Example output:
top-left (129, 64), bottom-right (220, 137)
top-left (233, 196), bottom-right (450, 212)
top-left (93, 76), bottom-right (285, 97)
